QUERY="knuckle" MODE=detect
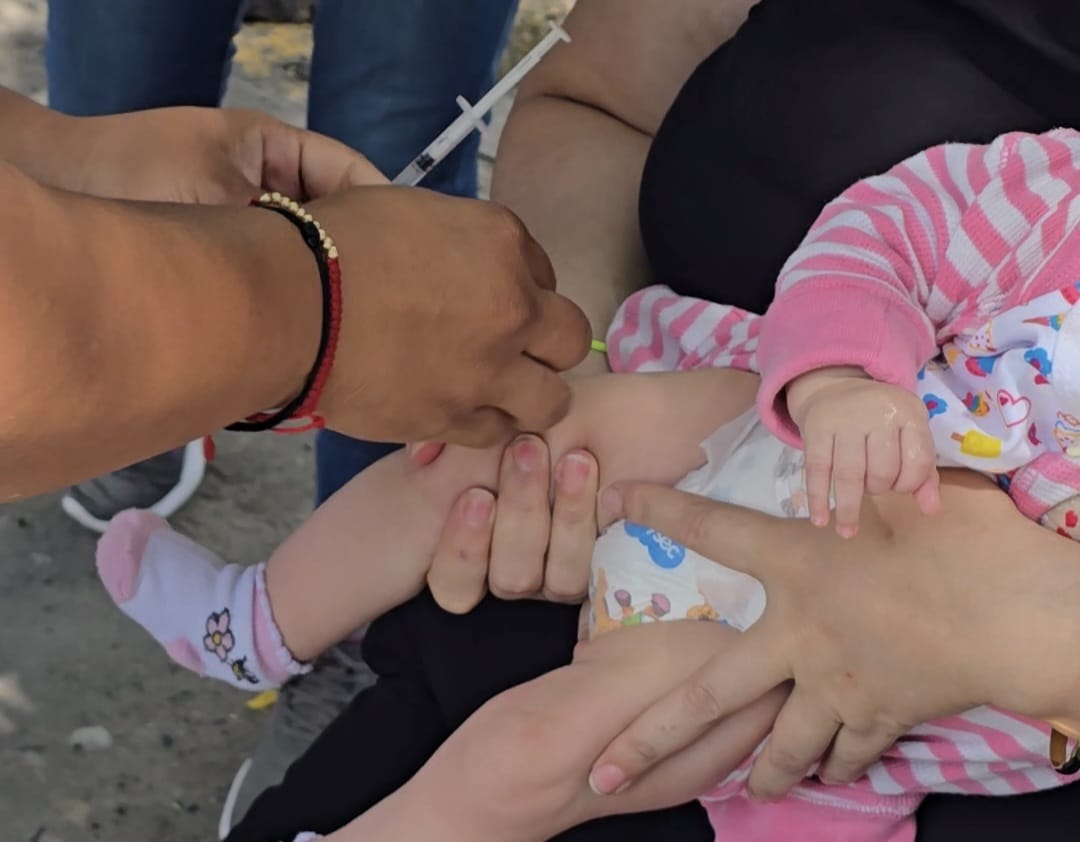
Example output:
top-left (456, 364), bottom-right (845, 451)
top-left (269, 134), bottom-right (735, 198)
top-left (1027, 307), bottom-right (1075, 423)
top-left (681, 678), bottom-right (725, 723)
top-left (767, 742), bottom-right (809, 775)
top-left (490, 568), bottom-right (544, 599)
top-left (622, 735), bottom-right (661, 767)
top-left (543, 571), bottom-right (589, 604)
top-left (831, 466), bottom-right (865, 485)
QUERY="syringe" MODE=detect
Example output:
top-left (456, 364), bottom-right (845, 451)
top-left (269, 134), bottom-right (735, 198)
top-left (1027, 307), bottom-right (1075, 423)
top-left (393, 22), bottom-right (571, 186)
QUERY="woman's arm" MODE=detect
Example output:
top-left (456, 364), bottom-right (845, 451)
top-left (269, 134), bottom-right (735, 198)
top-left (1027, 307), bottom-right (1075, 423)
top-left (0, 160), bottom-right (317, 499)
top-left (592, 470), bottom-right (1080, 797)
top-left (322, 620), bottom-right (787, 842)
top-left (492, 0), bottom-right (757, 372)
top-left (1, 167), bottom-right (589, 499)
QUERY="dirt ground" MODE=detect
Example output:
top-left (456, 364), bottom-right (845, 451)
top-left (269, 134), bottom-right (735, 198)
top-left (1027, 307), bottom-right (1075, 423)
top-left (0, 2), bottom-right (569, 840)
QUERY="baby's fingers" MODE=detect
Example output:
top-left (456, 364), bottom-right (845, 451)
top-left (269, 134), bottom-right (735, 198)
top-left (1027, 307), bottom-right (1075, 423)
top-left (831, 434), bottom-right (867, 539)
top-left (912, 470), bottom-right (942, 515)
top-left (894, 422), bottom-right (938, 494)
top-left (865, 427), bottom-right (901, 495)
top-left (802, 433), bottom-right (835, 528)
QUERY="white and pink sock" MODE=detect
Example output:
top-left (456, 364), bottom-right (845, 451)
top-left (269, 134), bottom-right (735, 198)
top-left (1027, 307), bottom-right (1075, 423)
top-left (96, 510), bottom-right (309, 690)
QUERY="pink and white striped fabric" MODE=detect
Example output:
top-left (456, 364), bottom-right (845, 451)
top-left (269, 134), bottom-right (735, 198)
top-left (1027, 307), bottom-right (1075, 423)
top-left (604, 128), bottom-right (1080, 840)
top-left (606, 285), bottom-right (1075, 841)
top-left (756, 128), bottom-right (1080, 440)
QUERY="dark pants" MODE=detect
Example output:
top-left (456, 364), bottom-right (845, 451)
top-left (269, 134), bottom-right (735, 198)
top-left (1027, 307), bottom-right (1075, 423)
top-left (230, 1), bottom-right (1080, 839)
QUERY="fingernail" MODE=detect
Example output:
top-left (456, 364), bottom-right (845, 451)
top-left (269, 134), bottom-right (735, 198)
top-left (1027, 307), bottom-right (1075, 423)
top-left (513, 438), bottom-right (542, 473)
top-left (557, 453), bottom-right (592, 494)
top-left (598, 485), bottom-right (624, 518)
top-left (589, 764), bottom-right (628, 795)
top-left (837, 525), bottom-right (857, 539)
top-left (463, 490), bottom-right (494, 528)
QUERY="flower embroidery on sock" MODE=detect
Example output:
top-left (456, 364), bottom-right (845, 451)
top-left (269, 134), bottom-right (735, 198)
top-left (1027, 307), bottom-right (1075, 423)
top-left (204, 610), bottom-right (235, 661)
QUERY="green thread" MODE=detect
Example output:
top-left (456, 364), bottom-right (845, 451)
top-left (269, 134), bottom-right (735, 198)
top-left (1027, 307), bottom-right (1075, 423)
top-left (591, 339), bottom-right (607, 354)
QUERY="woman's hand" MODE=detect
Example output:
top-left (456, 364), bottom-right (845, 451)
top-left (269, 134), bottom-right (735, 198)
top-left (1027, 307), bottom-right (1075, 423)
top-left (423, 435), bottom-right (600, 610)
top-left (588, 470), bottom-right (1080, 800)
top-left (76, 106), bottom-right (387, 203)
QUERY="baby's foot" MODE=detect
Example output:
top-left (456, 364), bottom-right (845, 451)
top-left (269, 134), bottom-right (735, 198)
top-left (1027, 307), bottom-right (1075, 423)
top-left (96, 510), bottom-right (308, 689)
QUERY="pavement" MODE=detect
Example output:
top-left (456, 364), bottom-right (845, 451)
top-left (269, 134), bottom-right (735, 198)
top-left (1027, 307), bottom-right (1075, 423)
top-left (0, 1), bottom-right (569, 839)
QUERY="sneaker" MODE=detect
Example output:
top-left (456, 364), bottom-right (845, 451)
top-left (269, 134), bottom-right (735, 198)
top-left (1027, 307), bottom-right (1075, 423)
top-left (61, 440), bottom-right (207, 533)
top-left (218, 639), bottom-right (376, 839)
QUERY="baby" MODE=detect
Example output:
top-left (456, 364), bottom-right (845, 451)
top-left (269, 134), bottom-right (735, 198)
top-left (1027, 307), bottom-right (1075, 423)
top-left (98, 128), bottom-right (1080, 842)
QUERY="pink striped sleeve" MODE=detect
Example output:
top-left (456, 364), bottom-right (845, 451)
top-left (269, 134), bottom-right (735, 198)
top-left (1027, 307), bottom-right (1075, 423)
top-left (756, 143), bottom-right (985, 442)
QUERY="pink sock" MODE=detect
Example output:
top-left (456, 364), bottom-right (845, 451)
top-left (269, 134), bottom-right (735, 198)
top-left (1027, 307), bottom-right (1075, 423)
top-left (704, 790), bottom-right (919, 842)
top-left (96, 510), bottom-right (309, 690)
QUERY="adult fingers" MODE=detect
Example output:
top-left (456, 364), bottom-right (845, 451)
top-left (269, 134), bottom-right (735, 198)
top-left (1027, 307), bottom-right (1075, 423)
top-left (605, 483), bottom-right (789, 579)
top-left (590, 626), bottom-right (788, 793)
top-left (746, 686), bottom-right (840, 800)
top-left (273, 122), bottom-right (388, 197)
top-left (440, 407), bottom-right (517, 449)
top-left (819, 724), bottom-right (903, 785)
top-left (488, 435), bottom-right (552, 599)
top-left (542, 451), bottom-right (599, 602)
top-left (523, 289), bottom-right (593, 374)
top-left (802, 433), bottom-right (834, 528)
top-left (407, 441), bottom-right (445, 466)
top-left (427, 488), bottom-right (496, 614)
top-left (831, 434), bottom-right (867, 538)
top-left (492, 357), bottom-right (574, 433)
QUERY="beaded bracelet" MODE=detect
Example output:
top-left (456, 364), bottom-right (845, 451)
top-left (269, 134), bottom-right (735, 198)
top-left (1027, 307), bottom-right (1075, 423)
top-left (228, 192), bottom-right (343, 435)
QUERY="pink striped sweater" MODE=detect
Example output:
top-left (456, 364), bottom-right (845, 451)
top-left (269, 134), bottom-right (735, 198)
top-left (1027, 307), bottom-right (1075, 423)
top-left (605, 130), bottom-right (1080, 824)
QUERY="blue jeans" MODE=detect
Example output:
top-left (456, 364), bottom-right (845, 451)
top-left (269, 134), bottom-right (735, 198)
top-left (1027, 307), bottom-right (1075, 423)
top-left (47, 0), bottom-right (519, 503)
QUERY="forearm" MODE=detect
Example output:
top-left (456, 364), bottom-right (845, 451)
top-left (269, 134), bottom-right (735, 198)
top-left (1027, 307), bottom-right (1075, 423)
top-left (328, 622), bottom-right (783, 842)
top-left (0, 162), bottom-right (317, 499)
top-left (0, 88), bottom-right (91, 190)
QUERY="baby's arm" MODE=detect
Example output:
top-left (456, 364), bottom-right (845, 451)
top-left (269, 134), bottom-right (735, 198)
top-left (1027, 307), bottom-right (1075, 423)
top-left (320, 620), bottom-right (787, 842)
top-left (96, 367), bottom-right (759, 687)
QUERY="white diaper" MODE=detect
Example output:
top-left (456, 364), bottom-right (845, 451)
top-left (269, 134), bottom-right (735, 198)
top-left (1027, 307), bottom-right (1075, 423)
top-left (588, 411), bottom-right (807, 637)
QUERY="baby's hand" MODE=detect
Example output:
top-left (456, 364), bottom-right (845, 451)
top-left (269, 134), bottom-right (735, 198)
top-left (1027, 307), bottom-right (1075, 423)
top-left (786, 367), bottom-right (940, 537)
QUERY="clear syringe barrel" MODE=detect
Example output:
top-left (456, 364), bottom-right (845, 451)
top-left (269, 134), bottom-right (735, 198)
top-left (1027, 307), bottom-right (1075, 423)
top-left (393, 22), bottom-right (570, 187)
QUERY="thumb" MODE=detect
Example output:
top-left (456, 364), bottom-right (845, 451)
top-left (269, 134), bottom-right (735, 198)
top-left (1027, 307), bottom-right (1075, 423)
top-left (602, 482), bottom-right (786, 579)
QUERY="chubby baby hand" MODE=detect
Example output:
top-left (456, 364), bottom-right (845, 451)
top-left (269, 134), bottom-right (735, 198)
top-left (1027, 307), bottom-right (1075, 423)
top-left (786, 367), bottom-right (941, 537)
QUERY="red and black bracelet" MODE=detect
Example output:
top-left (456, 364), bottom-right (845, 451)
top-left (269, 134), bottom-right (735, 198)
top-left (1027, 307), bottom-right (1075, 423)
top-left (228, 192), bottom-right (343, 435)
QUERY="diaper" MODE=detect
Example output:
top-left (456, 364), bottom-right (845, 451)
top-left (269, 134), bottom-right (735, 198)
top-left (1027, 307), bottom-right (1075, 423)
top-left (588, 411), bottom-right (807, 637)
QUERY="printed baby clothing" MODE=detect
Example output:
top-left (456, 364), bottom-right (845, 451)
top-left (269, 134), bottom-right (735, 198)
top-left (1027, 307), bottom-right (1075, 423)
top-left (755, 128), bottom-right (1080, 532)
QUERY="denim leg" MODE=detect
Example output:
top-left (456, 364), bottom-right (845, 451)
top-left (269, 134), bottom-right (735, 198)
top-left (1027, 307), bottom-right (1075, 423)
top-left (46, 0), bottom-right (247, 114)
top-left (310, 0), bottom-right (518, 501)
top-left (314, 433), bottom-right (401, 503)
top-left (308, 0), bottom-right (520, 196)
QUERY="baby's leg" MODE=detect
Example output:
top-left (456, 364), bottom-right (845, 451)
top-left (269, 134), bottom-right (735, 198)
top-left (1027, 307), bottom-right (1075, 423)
top-left (321, 621), bottom-right (787, 842)
top-left (98, 368), bottom-right (759, 686)
top-left (95, 435), bottom-right (510, 687)
top-left (97, 512), bottom-right (306, 689)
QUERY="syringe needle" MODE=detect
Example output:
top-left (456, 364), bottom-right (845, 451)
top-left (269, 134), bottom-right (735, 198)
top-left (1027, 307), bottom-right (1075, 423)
top-left (393, 22), bottom-right (571, 187)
